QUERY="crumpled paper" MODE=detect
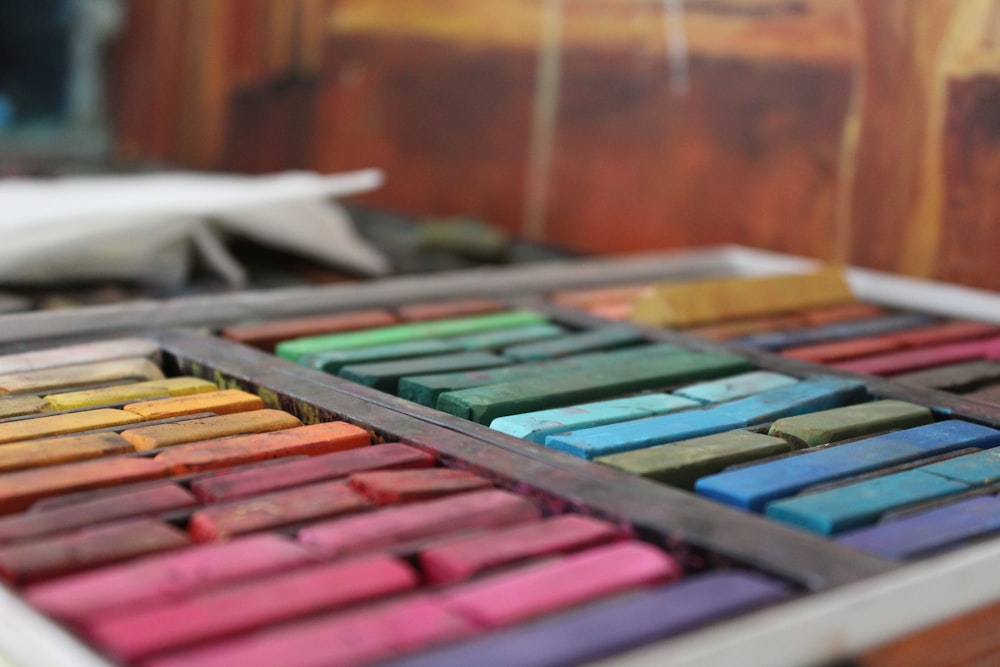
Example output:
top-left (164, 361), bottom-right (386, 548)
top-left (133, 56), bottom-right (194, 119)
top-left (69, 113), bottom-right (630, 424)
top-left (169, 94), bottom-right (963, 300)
top-left (0, 168), bottom-right (390, 287)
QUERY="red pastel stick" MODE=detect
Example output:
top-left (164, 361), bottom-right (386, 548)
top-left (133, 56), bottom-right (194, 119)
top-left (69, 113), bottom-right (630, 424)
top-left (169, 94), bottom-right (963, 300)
top-left (348, 468), bottom-right (491, 505)
top-left (397, 298), bottom-right (505, 322)
top-left (836, 336), bottom-right (1000, 376)
top-left (220, 309), bottom-right (398, 351)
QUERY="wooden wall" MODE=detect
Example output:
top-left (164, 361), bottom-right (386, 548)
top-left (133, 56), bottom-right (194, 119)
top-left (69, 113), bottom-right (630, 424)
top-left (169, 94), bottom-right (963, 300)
top-left (109, 0), bottom-right (1000, 289)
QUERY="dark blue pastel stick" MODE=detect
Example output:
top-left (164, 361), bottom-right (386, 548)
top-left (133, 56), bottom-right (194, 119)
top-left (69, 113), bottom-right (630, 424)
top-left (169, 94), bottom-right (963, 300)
top-left (695, 420), bottom-right (1000, 511)
top-left (545, 377), bottom-right (866, 459)
top-left (838, 496), bottom-right (1000, 560)
top-left (735, 313), bottom-right (936, 351)
top-left (379, 571), bottom-right (790, 667)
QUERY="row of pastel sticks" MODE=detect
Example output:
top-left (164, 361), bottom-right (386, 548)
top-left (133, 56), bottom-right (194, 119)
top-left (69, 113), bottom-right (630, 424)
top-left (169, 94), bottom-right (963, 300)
top-left (0, 334), bottom-right (798, 667)
top-left (552, 270), bottom-right (1000, 405)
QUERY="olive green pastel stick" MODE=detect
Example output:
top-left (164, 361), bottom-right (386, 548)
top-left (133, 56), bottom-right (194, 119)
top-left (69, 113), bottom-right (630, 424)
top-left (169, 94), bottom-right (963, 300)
top-left (767, 400), bottom-right (934, 449)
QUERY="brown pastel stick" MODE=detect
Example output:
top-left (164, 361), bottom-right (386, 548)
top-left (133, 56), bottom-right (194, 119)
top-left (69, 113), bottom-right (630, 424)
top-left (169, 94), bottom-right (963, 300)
top-left (154, 422), bottom-right (371, 474)
top-left (799, 303), bottom-right (886, 326)
top-left (123, 390), bottom-right (264, 420)
top-left (190, 442), bottom-right (432, 502)
top-left (551, 284), bottom-right (650, 309)
top-left (0, 457), bottom-right (169, 514)
top-left (220, 309), bottom-right (398, 351)
top-left (0, 395), bottom-right (48, 419)
top-left (0, 408), bottom-right (143, 445)
top-left (121, 410), bottom-right (303, 451)
top-left (396, 298), bottom-right (506, 322)
top-left (0, 338), bottom-right (160, 374)
top-left (0, 358), bottom-right (164, 396)
top-left (0, 432), bottom-right (134, 473)
top-left (0, 518), bottom-right (189, 584)
top-left (348, 469), bottom-right (491, 505)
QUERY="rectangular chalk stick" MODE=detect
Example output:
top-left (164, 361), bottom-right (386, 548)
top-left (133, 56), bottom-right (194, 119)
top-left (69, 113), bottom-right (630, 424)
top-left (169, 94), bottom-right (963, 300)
top-left (276, 310), bottom-right (549, 361)
top-left (630, 270), bottom-right (854, 327)
top-left (381, 570), bottom-right (790, 667)
top-left (299, 489), bottom-right (541, 558)
top-left (439, 351), bottom-right (751, 425)
top-left (0, 395), bottom-right (48, 419)
top-left (736, 313), bottom-right (937, 351)
top-left (0, 518), bottom-right (189, 584)
top-left (546, 377), bottom-right (866, 459)
top-left (188, 481), bottom-right (371, 540)
top-left (44, 376), bottom-right (218, 411)
top-left (220, 309), bottom-right (398, 351)
top-left (835, 336), bottom-right (1000, 376)
top-left (490, 393), bottom-right (699, 443)
top-left (884, 320), bottom-right (1000, 348)
top-left (0, 408), bottom-right (143, 444)
top-left (348, 469), bottom-right (491, 505)
top-left (340, 352), bottom-right (511, 393)
top-left (397, 298), bottom-right (506, 322)
top-left (449, 324), bottom-right (566, 351)
top-left (599, 430), bottom-right (793, 490)
top-left (501, 325), bottom-right (644, 362)
top-left (85, 555), bottom-right (419, 662)
top-left (191, 442), bottom-right (432, 502)
top-left (674, 371), bottom-right (798, 404)
top-left (552, 283), bottom-right (650, 309)
top-left (142, 595), bottom-right (476, 667)
top-left (0, 338), bottom-right (160, 374)
top-left (441, 542), bottom-right (680, 627)
top-left (25, 534), bottom-right (314, 621)
top-left (0, 457), bottom-right (168, 514)
top-left (420, 515), bottom-right (624, 584)
top-left (765, 469), bottom-right (970, 535)
top-left (917, 449), bottom-right (1000, 487)
top-left (0, 432), bottom-right (134, 473)
top-left (696, 420), bottom-right (1000, 511)
top-left (893, 360), bottom-right (1000, 392)
top-left (154, 421), bottom-right (371, 474)
top-left (121, 409), bottom-right (303, 450)
top-left (300, 339), bottom-right (463, 373)
top-left (767, 399), bottom-right (934, 448)
top-left (782, 337), bottom-right (900, 363)
top-left (0, 484), bottom-right (196, 544)
top-left (0, 357), bottom-right (164, 396)
top-left (688, 314), bottom-right (808, 341)
top-left (123, 390), bottom-right (264, 420)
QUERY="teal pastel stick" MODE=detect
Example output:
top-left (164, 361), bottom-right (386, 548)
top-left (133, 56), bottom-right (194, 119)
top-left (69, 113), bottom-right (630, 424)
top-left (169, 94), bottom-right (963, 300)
top-left (545, 377), bottom-right (867, 459)
top-left (450, 324), bottom-right (567, 351)
top-left (339, 352), bottom-right (510, 393)
top-left (765, 470), bottom-right (969, 535)
top-left (489, 393), bottom-right (700, 443)
top-left (919, 449), bottom-right (1000, 486)
top-left (502, 325), bottom-right (645, 362)
top-left (299, 339), bottom-right (463, 373)
top-left (674, 371), bottom-right (798, 405)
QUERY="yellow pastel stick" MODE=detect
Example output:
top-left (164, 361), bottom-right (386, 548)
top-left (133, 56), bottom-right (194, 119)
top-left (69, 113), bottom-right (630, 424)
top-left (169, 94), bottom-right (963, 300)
top-left (0, 433), bottom-right (135, 473)
top-left (123, 390), bottom-right (265, 420)
top-left (0, 358), bottom-right (165, 396)
top-left (121, 410), bottom-right (303, 451)
top-left (0, 409), bottom-right (144, 445)
top-left (44, 377), bottom-right (217, 411)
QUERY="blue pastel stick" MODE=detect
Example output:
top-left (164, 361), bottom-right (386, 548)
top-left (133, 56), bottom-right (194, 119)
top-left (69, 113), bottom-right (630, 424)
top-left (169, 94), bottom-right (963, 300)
top-left (765, 469), bottom-right (969, 535)
top-left (838, 496), bottom-right (1000, 560)
top-left (489, 394), bottom-right (699, 443)
top-left (545, 377), bottom-right (866, 459)
top-left (501, 325), bottom-right (644, 362)
top-left (695, 420), bottom-right (1000, 511)
top-left (918, 449), bottom-right (1000, 486)
top-left (378, 571), bottom-right (790, 667)
top-left (735, 313), bottom-right (937, 351)
top-left (674, 371), bottom-right (798, 404)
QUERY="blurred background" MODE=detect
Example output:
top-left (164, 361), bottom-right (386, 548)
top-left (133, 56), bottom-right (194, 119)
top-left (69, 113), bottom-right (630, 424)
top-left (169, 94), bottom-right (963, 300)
top-left (2, 0), bottom-right (999, 300)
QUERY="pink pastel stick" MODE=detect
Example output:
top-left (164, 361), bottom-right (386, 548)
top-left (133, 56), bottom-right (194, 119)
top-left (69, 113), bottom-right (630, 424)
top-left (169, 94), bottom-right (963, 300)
top-left (835, 336), bottom-right (1000, 375)
top-left (348, 468), bottom-right (491, 505)
top-left (85, 555), bottom-right (418, 662)
top-left (25, 534), bottom-right (313, 621)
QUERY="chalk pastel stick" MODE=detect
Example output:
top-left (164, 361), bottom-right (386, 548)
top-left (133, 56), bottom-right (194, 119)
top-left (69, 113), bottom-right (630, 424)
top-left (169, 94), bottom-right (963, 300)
top-left (551, 284), bottom-right (649, 309)
top-left (300, 339), bottom-right (463, 373)
top-left (546, 377), bottom-right (866, 459)
top-left (599, 430), bottom-right (792, 490)
top-left (630, 270), bottom-right (854, 328)
top-left (674, 371), bottom-right (798, 404)
top-left (767, 399), bottom-right (934, 448)
top-left (44, 376), bottom-right (217, 411)
top-left (838, 496), bottom-right (1000, 560)
top-left (123, 390), bottom-right (264, 420)
top-left (0, 432), bottom-right (134, 473)
top-left (799, 303), bottom-right (888, 326)
top-left (396, 298), bottom-right (505, 322)
top-left (0, 408), bottom-right (143, 444)
top-left (276, 310), bottom-right (548, 361)
top-left (736, 313), bottom-right (936, 351)
top-left (501, 325), bottom-right (644, 362)
top-left (220, 309), bottom-right (398, 351)
top-left (0, 338), bottom-right (159, 374)
top-left (765, 470), bottom-right (969, 535)
top-left (142, 595), bottom-right (475, 667)
top-left (382, 571), bottom-right (790, 667)
top-left (0, 518), bottom-right (189, 584)
top-left (340, 352), bottom-right (510, 393)
top-left (191, 442), bottom-right (433, 502)
top-left (441, 542), bottom-right (680, 627)
top-left (0, 357), bottom-right (164, 397)
top-left (0, 484), bottom-right (195, 544)
top-left (490, 393), bottom-right (699, 443)
top-left (439, 351), bottom-right (751, 425)
top-left (450, 324), bottom-right (566, 351)
top-left (188, 481), bottom-right (371, 540)
top-left (0, 457), bottom-right (168, 514)
top-left (892, 360), bottom-right (1000, 392)
top-left (783, 321), bottom-right (1000, 363)
top-left (154, 421), bottom-right (371, 474)
top-left (121, 409), bottom-right (303, 450)
top-left (688, 314), bottom-right (809, 341)
top-left (695, 420), bottom-right (1000, 511)
top-left (836, 336), bottom-right (1000, 376)
top-left (26, 534), bottom-right (313, 621)
top-left (782, 338), bottom-right (899, 363)
top-left (85, 555), bottom-right (418, 662)
top-left (918, 449), bottom-right (1000, 486)
top-left (299, 489), bottom-right (540, 557)
top-left (0, 395), bottom-right (47, 419)
top-left (884, 320), bottom-right (1000, 348)
top-left (348, 469), bottom-right (490, 505)
top-left (420, 515), bottom-right (623, 584)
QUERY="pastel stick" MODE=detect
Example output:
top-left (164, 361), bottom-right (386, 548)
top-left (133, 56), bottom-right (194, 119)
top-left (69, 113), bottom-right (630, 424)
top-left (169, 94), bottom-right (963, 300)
top-left (0, 408), bottom-right (144, 445)
top-left (892, 360), bottom-right (1000, 392)
top-left (299, 339), bottom-right (463, 374)
top-left (918, 449), bottom-right (1000, 486)
top-left (0, 395), bottom-right (48, 419)
top-left (348, 469), bottom-right (491, 505)
top-left (43, 376), bottom-right (217, 411)
top-left (782, 321), bottom-right (1000, 363)
top-left (220, 309), bottom-right (398, 351)
top-left (767, 399), bottom-right (934, 448)
top-left (449, 324), bottom-right (566, 351)
top-left (0, 357), bottom-right (164, 396)
top-left (501, 325), bottom-right (644, 362)
top-left (695, 420), bottom-right (1000, 511)
top-left (835, 336), bottom-right (1000, 376)
top-left (396, 298), bottom-right (505, 322)
top-left (0, 432), bottom-right (135, 473)
top-left (736, 313), bottom-right (936, 351)
top-left (339, 352), bottom-right (511, 393)
top-left (674, 371), bottom-right (798, 404)
top-left (120, 410), bottom-right (303, 450)
top-left (122, 390), bottom-right (264, 420)
top-left (0, 338), bottom-right (159, 374)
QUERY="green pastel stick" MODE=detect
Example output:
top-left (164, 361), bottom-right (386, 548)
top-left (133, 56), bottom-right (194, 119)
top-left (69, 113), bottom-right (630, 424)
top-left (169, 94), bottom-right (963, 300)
top-left (275, 310), bottom-right (549, 361)
top-left (449, 324), bottom-right (566, 351)
top-left (767, 399), bottom-right (934, 448)
top-left (299, 339), bottom-right (463, 373)
top-left (339, 352), bottom-right (511, 393)
top-left (501, 325), bottom-right (645, 362)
